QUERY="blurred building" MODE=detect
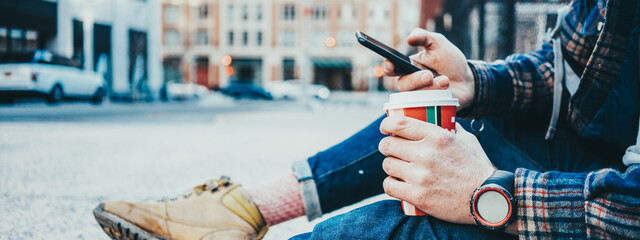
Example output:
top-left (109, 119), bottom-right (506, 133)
top-left (432, 0), bottom-right (569, 62)
top-left (162, 0), bottom-right (420, 91)
top-left (0, 1), bottom-right (57, 54)
top-left (512, 1), bottom-right (567, 54)
top-left (0, 0), bottom-right (163, 100)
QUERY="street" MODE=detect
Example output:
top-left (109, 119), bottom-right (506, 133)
top-left (0, 93), bottom-right (392, 239)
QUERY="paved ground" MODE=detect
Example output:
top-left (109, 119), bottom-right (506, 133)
top-left (0, 92), bottom-right (392, 239)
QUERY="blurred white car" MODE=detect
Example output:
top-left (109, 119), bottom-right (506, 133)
top-left (165, 81), bottom-right (210, 101)
top-left (0, 50), bottom-right (107, 104)
top-left (265, 80), bottom-right (330, 100)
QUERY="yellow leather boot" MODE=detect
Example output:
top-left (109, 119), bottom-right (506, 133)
top-left (93, 177), bottom-right (268, 240)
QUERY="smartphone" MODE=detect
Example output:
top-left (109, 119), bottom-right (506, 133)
top-left (355, 31), bottom-right (423, 75)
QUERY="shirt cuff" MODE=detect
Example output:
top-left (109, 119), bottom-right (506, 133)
top-left (515, 168), bottom-right (587, 239)
top-left (458, 60), bottom-right (514, 118)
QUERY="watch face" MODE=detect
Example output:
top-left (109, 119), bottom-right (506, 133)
top-left (477, 190), bottom-right (510, 224)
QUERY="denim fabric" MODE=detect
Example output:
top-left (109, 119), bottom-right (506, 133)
top-left (290, 200), bottom-right (512, 240)
top-left (297, 116), bottom-right (614, 239)
top-left (306, 115), bottom-right (388, 214)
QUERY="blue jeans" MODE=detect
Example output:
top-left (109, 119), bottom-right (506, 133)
top-left (291, 115), bottom-right (616, 239)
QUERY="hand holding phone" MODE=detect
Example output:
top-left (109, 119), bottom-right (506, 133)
top-left (355, 31), bottom-right (432, 75)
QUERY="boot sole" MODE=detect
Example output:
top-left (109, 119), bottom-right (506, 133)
top-left (93, 203), bottom-right (170, 240)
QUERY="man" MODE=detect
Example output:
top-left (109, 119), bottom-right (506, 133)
top-left (94, 0), bottom-right (640, 239)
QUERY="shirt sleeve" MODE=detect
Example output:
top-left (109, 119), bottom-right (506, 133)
top-left (515, 165), bottom-right (640, 239)
top-left (459, 42), bottom-right (555, 119)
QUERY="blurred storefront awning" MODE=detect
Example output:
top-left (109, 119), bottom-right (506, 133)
top-left (0, 0), bottom-right (57, 37)
top-left (313, 58), bottom-right (352, 69)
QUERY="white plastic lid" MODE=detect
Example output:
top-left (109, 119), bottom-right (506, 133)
top-left (384, 90), bottom-right (459, 110)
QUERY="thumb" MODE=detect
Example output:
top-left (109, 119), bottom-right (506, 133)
top-left (407, 28), bottom-right (440, 50)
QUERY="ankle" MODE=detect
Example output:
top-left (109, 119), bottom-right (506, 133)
top-left (246, 174), bottom-right (305, 226)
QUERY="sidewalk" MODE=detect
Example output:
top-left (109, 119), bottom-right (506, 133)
top-left (0, 97), bottom-right (392, 239)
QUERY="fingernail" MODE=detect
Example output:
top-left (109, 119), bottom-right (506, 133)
top-left (433, 77), bottom-right (441, 86)
top-left (435, 76), bottom-right (447, 87)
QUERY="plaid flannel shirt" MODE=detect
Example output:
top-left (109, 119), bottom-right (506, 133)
top-left (464, 0), bottom-right (640, 238)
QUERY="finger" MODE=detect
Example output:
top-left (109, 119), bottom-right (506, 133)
top-left (433, 75), bottom-right (450, 89)
top-left (407, 28), bottom-right (441, 50)
top-left (380, 116), bottom-right (443, 140)
top-left (382, 157), bottom-right (413, 179)
top-left (378, 137), bottom-right (418, 161)
top-left (411, 50), bottom-right (439, 74)
top-left (380, 116), bottom-right (446, 141)
top-left (396, 70), bottom-right (435, 92)
top-left (383, 176), bottom-right (413, 201)
top-left (408, 53), bottom-right (425, 68)
top-left (382, 60), bottom-right (402, 77)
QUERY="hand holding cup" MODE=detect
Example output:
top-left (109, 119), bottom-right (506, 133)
top-left (383, 28), bottom-right (475, 111)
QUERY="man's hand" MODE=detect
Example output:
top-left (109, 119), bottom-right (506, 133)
top-left (378, 116), bottom-right (495, 224)
top-left (383, 28), bottom-right (475, 110)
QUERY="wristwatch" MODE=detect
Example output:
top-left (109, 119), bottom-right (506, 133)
top-left (470, 170), bottom-right (516, 231)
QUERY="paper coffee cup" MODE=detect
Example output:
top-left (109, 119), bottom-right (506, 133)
top-left (384, 90), bottom-right (459, 216)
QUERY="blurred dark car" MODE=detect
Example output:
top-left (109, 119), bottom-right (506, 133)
top-left (220, 83), bottom-right (272, 100)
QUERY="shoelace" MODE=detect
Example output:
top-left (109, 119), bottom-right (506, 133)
top-left (192, 176), bottom-right (231, 195)
top-left (162, 176), bottom-right (232, 201)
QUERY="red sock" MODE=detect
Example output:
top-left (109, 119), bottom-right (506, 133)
top-left (245, 174), bottom-right (305, 226)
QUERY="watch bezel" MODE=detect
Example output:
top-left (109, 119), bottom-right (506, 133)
top-left (470, 183), bottom-right (514, 230)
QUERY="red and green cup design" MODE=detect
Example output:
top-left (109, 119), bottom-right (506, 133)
top-left (384, 90), bottom-right (458, 216)
top-left (387, 106), bottom-right (457, 132)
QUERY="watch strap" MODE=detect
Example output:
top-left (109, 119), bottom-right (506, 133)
top-left (483, 170), bottom-right (515, 193)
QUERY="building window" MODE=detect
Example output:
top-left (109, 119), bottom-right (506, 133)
top-left (257, 31), bottom-right (262, 46)
top-left (313, 31), bottom-right (328, 47)
top-left (195, 30), bottom-right (208, 45)
top-left (197, 4), bottom-right (209, 20)
top-left (283, 4), bottom-right (295, 21)
top-left (227, 5), bottom-right (234, 22)
top-left (340, 5), bottom-right (355, 23)
top-left (164, 5), bottom-right (180, 24)
top-left (242, 4), bottom-right (248, 21)
top-left (279, 30), bottom-right (295, 47)
top-left (314, 6), bottom-right (327, 21)
top-left (165, 30), bottom-right (180, 46)
top-left (25, 30), bottom-right (37, 51)
top-left (228, 31), bottom-right (234, 46)
top-left (163, 57), bottom-right (182, 84)
top-left (72, 20), bottom-right (83, 67)
top-left (242, 31), bottom-right (248, 46)
top-left (338, 31), bottom-right (353, 47)
top-left (369, 5), bottom-right (387, 23)
top-left (283, 59), bottom-right (295, 80)
top-left (0, 28), bottom-right (7, 53)
top-left (11, 29), bottom-right (24, 52)
top-left (257, 5), bottom-right (263, 21)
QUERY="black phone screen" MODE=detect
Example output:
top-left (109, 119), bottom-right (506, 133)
top-left (356, 31), bottom-right (424, 74)
top-left (358, 32), bottom-right (412, 63)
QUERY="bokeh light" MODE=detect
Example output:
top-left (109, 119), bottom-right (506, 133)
top-left (224, 66), bottom-right (234, 76)
top-left (373, 65), bottom-right (384, 78)
top-left (221, 55), bottom-right (232, 66)
top-left (324, 36), bottom-right (337, 48)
